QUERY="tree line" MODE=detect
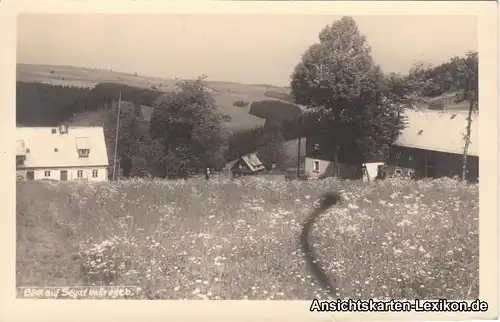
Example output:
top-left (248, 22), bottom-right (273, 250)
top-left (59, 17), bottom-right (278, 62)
top-left (16, 82), bottom-right (162, 126)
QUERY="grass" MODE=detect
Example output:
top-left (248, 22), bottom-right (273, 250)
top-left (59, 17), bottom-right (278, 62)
top-left (17, 176), bottom-right (478, 300)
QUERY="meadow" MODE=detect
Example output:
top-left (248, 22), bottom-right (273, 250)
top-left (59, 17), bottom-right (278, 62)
top-left (16, 176), bottom-right (479, 300)
top-left (17, 64), bottom-right (290, 131)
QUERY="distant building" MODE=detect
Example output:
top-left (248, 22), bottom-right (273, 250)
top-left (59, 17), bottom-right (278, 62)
top-left (16, 125), bottom-right (109, 181)
top-left (386, 108), bottom-right (478, 181)
top-left (305, 128), bottom-right (385, 180)
top-left (227, 153), bottom-right (266, 178)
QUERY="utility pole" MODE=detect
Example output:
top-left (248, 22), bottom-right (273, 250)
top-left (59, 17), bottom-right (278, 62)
top-left (112, 92), bottom-right (122, 181)
top-left (296, 114), bottom-right (302, 178)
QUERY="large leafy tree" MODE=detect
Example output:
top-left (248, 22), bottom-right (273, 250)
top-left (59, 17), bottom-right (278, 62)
top-left (149, 77), bottom-right (230, 178)
top-left (290, 16), bottom-right (405, 173)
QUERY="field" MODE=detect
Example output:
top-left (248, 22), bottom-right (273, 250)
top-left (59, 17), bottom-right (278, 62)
top-left (17, 64), bottom-right (298, 131)
top-left (17, 176), bottom-right (479, 300)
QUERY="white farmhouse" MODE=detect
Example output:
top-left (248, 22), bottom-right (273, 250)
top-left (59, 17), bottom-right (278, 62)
top-left (16, 124), bottom-right (109, 181)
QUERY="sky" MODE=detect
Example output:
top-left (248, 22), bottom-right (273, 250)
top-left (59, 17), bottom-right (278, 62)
top-left (17, 14), bottom-right (477, 87)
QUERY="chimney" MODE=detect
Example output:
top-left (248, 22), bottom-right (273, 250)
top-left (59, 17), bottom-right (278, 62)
top-left (59, 123), bottom-right (68, 134)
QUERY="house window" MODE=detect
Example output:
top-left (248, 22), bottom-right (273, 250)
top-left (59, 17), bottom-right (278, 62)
top-left (77, 170), bottom-right (83, 178)
top-left (395, 152), bottom-right (402, 160)
top-left (408, 155), bottom-right (413, 161)
top-left (313, 160), bottom-right (320, 173)
top-left (26, 148), bottom-right (30, 153)
top-left (314, 144), bottom-right (320, 151)
top-left (51, 129), bottom-right (57, 134)
top-left (44, 171), bottom-right (50, 177)
top-left (78, 149), bottom-right (90, 158)
top-left (92, 169), bottom-right (98, 178)
top-left (54, 148), bottom-right (58, 152)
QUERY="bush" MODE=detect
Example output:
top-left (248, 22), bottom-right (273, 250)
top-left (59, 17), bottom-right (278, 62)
top-left (233, 100), bottom-right (249, 108)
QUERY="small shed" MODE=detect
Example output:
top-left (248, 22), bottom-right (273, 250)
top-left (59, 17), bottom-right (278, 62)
top-left (229, 153), bottom-right (266, 178)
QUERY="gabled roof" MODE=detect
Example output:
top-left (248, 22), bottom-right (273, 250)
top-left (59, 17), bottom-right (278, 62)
top-left (394, 108), bottom-right (478, 156)
top-left (241, 153), bottom-right (266, 172)
top-left (16, 126), bottom-right (109, 168)
top-left (225, 153), bottom-right (266, 173)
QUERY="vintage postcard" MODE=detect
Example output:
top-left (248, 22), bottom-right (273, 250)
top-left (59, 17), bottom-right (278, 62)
top-left (0, 1), bottom-right (498, 322)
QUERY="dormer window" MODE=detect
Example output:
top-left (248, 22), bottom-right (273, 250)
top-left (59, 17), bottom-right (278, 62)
top-left (78, 149), bottom-right (90, 158)
top-left (76, 137), bottom-right (91, 158)
top-left (314, 144), bottom-right (320, 151)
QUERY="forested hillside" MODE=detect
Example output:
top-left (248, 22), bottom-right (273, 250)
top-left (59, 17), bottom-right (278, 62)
top-left (16, 82), bottom-right (162, 126)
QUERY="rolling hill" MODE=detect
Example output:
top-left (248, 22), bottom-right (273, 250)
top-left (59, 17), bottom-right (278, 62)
top-left (17, 63), bottom-right (303, 132)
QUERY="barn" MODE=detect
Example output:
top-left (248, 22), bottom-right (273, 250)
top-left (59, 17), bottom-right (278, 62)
top-left (16, 124), bottom-right (109, 181)
top-left (386, 108), bottom-right (478, 181)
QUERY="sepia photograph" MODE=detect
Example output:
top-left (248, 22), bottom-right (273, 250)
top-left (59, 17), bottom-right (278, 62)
top-left (15, 12), bottom-right (481, 299)
top-left (4, 1), bottom-right (498, 321)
